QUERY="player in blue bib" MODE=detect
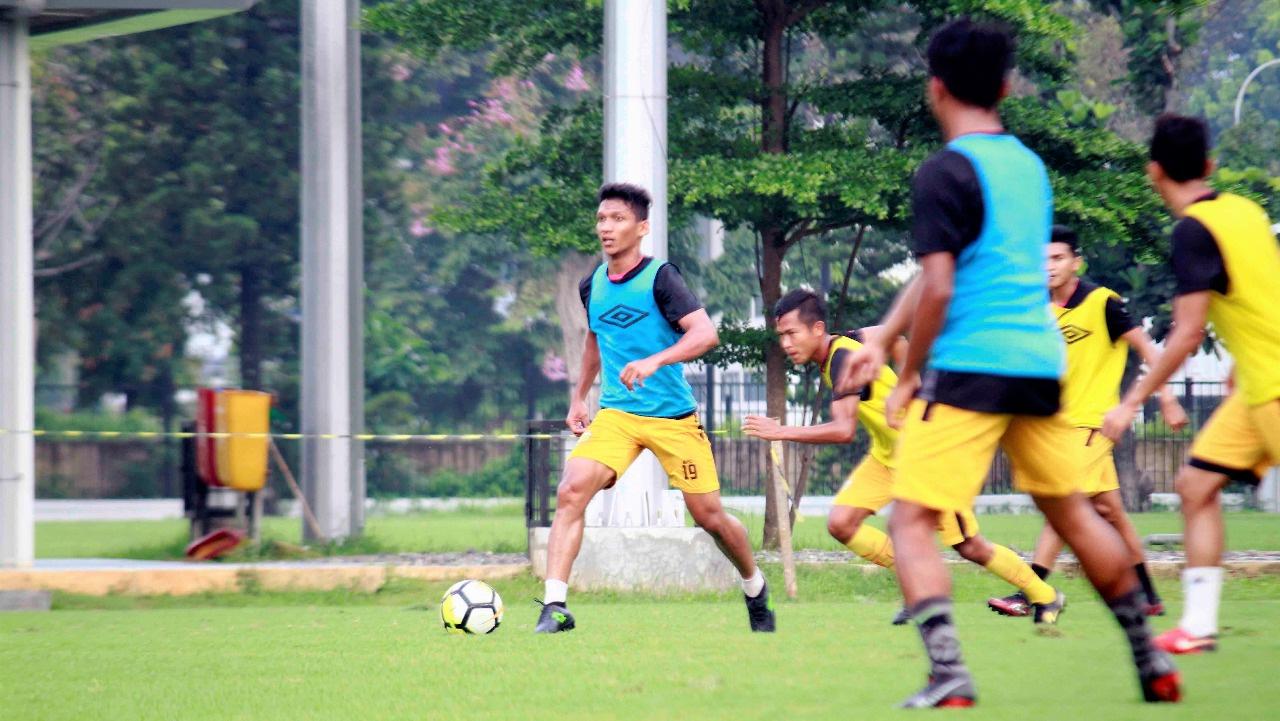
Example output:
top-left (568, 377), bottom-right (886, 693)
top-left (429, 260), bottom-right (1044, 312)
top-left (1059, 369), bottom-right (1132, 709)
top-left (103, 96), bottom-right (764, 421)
top-left (836, 19), bottom-right (1179, 707)
top-left (534, 183), bottom-right (774, 634)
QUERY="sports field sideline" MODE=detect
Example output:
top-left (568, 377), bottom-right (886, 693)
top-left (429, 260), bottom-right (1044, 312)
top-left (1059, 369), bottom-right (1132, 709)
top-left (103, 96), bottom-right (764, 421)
top-left (3, 566), bottom-right (1278, 721)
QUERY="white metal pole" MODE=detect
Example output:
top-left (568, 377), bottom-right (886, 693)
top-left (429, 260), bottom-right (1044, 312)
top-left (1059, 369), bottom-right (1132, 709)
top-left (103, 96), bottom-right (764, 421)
top-left (0, 15), bottom-right (35, 568)
top-left (598, 0), bottom-right (671, 527)
top-left (301, 0), bottom-right (359, 541)
top-left (1233, 57), bottom-right (1280, 127)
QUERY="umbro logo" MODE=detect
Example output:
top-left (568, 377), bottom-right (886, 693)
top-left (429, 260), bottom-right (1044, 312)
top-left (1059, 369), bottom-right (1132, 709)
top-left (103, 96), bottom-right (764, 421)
top-left (598, 304), bottom-right (649, 329)
top-left (1060, 324), bottom-right (1092, 344)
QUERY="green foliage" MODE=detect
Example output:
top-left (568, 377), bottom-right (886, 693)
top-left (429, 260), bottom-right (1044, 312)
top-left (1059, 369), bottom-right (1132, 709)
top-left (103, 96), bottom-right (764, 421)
top-left (34, 408), bottom-right (162, 433)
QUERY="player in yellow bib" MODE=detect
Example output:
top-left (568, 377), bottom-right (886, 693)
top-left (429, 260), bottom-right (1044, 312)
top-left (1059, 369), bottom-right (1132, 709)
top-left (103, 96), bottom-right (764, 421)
top-left (744, 289), bottom-right (1059, 624)
top-left (988, 226), bottom-right (1189, 619)
top-left (1103, 115), bottom-right (1280, 654)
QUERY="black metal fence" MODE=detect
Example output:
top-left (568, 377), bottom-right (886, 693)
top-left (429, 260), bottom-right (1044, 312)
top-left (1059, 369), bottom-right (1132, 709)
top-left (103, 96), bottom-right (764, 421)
top-left (524, 373), bottom-right (1234, 525)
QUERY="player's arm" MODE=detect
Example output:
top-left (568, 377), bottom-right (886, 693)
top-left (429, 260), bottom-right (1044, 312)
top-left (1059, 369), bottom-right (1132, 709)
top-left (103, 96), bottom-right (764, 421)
top-left (619, 264), bottom-right (717, 390)
top-left (1119, 325), bottom-right (1189, 430)
top-left (566, 329), bottom-right (601, 435)
top-left (744, 393), bottom-right (859, 444)
top-left (834, 277), bottom-right (921, 393)
top-left (1101, 292), bottom-right (1209, 440)
top-left (858, 324), bottom-right (909, 373)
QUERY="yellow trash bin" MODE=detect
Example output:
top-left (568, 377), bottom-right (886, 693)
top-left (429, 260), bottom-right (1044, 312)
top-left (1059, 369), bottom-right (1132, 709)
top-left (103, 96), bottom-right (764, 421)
top-left (214, 390), bottom-right (271, 492)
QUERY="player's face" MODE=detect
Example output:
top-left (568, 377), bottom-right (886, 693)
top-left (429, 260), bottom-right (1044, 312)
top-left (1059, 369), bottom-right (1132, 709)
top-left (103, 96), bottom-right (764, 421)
top-left (596, 199), bottom-right (648, 257)
top-left (775, 311), bottom-right (824, 365)
top-left (1045, 242), bottom-right (1080, 291)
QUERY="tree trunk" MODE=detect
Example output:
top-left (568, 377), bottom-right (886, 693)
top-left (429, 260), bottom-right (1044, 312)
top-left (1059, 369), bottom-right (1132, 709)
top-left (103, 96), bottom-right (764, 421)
top-left (238, 264), bottom-right (262, 390)
top-left (758, 6), bottom-right (790, 549)
top-left (555, 252), bottom-right (600, 412)
top-left (760, 230), bottom-right (787, 549)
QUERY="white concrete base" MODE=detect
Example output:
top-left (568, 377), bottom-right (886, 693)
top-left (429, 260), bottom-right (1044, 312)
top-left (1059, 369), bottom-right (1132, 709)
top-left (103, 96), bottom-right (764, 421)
top-left (528, 526), bottom-right (739, 593)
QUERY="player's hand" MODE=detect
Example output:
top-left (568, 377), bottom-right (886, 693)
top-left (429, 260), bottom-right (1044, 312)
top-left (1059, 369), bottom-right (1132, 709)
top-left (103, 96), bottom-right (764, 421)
top-left (619, 356), bottom-right (661, 391)
top-left (743, 415), bottom-right (784, 441)
top-left (1101, 400), bottom-right (1139, 443)
top-left (1160, 395), bottom-right (1190, 432)
top-left (566, 400), bottom-right (591, 436)
top-left (885, 373), bottom-right (920, 430)
top-left (835, 344), bottom-right (886, 396)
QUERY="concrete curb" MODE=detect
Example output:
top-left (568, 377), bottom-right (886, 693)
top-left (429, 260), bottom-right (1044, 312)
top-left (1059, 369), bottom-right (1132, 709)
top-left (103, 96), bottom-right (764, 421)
top-left (0, 562), bottom-right (529, 597)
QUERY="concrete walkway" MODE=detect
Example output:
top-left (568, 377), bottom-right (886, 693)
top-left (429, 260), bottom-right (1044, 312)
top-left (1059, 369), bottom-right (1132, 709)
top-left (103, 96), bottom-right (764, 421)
top-left (1, 553), bottom-right (528, 597)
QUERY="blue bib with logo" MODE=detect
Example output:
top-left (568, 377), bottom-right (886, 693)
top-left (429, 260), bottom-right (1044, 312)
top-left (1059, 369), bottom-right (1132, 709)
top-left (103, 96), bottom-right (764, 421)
top-left (930, 134), bottom-right (1065, 379)
top-left (588, 260), bottom-right (698, 417)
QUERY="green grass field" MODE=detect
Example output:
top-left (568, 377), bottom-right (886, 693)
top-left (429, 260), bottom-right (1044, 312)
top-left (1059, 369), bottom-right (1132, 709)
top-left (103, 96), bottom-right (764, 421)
top-left (3, 567), bottom-right (1279, 720)
top-left (33, 504), bottom-right (1280, 559)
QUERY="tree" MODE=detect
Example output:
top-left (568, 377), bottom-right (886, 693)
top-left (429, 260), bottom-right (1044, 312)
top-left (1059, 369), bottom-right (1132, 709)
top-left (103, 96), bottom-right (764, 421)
top-left (369, 0), bottom-right (1190, 546)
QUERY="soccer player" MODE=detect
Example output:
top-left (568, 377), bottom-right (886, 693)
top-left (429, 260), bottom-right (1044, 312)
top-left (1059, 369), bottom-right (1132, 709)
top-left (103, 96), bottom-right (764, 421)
top-left (836, 19), bottom-right (1179, 707)
top-left (988, 226), bottom-right (1189, 618)
top-left (1101, 114), bottom-right (1280, 654)
top-left (745, 289), bottom-right (1061, 626)
top-left (534, 182), bottom-right (775, 634)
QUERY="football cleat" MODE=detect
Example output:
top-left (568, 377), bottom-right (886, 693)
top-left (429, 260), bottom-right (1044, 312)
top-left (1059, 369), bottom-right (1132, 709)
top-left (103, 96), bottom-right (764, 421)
top-left (987, 591), bottom-right (1031, 617)
top-left (1154, 627), bottom-right (1217, 655)
top-left (533, 600), bottom-right (576, 634)
top-left (745, 582), bottom-right (776, 632)
top-left (892, 607), bottom-right (913, 626)
top-left (898, 674), bottom-right (977, 709)
top-left (1032, 590), bottom-right (1066, 626)
top-left (1139, 651), bottom-right (1182, 703)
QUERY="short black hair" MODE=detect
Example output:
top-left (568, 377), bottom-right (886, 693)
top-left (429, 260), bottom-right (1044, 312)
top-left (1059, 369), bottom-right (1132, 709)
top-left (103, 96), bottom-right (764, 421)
top-left (1050, 225), bottom-right (1079, 254)
top-left (927, 19), bottom-right (1015, 110)
top-left (774, 289), bottom-right (826, 326)
top-left (598, 182), bottom-right (651, 221)
top-left (1150, 114), bottom-right (1210, 182)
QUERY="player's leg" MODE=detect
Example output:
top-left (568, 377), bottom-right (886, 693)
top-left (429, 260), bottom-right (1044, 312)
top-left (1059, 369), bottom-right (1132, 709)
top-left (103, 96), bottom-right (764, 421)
top-left (656, 414), bottom-right (775, 632)
top-left (891, 401), bottom-right (1005, 708)
top-left (1091, 489), bottom-right (1163, 614)
top-left (945, 513), bottom-right (1057, 617)
top-left (537, 410), bottom-right (640, 633)
top-left (828, 457), bottom-right (894, 569)
top-left (1007, 414), bottom-right (1178, 702)
top-left (987, 521), bottom-right (1063, 616)
top-left (1158, 393), bottom-right (1275, 652)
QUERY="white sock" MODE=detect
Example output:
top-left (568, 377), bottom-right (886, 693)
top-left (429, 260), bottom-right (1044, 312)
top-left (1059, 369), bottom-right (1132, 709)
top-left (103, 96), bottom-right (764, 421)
top-left (741, 569), bottom-right (765, 598)
top-left (544, 579), bottom-right (568, 606)
top-left (1180, 566), bottom-right (1224, 637)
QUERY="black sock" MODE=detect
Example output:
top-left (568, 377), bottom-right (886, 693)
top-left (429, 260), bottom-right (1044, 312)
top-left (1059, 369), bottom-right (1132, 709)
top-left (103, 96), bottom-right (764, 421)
top-left (910, 597), bottom-right (969, 679)
top-left (1107, 587), bottom-right (1162, 675)
top-left (1032, 563), bottom-right (1052, 581)
top-left (1134, 563), bottom-right (1160, 604)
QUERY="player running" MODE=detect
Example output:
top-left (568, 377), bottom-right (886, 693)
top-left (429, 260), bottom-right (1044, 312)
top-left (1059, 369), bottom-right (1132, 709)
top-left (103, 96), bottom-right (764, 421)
top-left (534, 182), bottom-right (775, 634)
top-left (1101, 114), bottom-right (1280, 654)
top-left (745, 289), bottom-right (1061, 626)
top-left (988, 226), bottom-right (1189, 618)
top-left (836, 19), bottom-right (1179, 707)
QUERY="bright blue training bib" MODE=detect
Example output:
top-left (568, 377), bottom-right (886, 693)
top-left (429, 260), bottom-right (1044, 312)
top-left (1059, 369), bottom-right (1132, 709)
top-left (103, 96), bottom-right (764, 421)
top-left (588, 260), bottom-right (698, 418)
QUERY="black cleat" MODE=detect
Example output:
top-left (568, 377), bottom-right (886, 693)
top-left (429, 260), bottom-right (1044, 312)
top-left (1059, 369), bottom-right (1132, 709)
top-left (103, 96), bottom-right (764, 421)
top-left (745, 582), bottom-right (776, 632)
top-left (892, 607), bottom-right (913, 626)
top-left (987, 591), bottom-right (1031, 617)
top-left (533, 600), bottom-right (575, 634)
top-left (898, 674), bottom-right (977, 708)
top-left (1032, 590), bottom-right (1066, 626)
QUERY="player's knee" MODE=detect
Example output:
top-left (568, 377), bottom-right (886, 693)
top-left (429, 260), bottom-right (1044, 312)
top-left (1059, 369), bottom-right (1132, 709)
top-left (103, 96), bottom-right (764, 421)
top-left (1175, 467), bottom-right (1219, 509)
top-left (691, 508), bottom-right (726, 536)
top-left (827, 514), bottom-right (859, 543)
top-left (952, 536), bottom-right (989, 563)
top-left (555, 476), bottom-right (593, 511)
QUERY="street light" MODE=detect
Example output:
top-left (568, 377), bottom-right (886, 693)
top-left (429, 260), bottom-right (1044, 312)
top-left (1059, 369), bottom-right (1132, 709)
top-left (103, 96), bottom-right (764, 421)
top-left (1233, 57), bottom-right (1280, 126)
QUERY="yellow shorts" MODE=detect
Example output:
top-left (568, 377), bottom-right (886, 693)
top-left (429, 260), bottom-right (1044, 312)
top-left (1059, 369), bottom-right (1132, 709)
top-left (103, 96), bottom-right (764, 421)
top-left (832, 455), bottom-right (979, 547)
top-left (894, 400), bottom-right (1082, 514)
top-left (568, 408), bottom-right (719, 494)
top-left (1188, 393), bottom-right (1280, 482)
top-left (1076, 428), bottom-right (1120, 496)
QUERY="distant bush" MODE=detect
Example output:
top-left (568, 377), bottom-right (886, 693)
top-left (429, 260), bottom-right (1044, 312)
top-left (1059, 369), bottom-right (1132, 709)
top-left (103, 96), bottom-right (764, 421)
top-left (368, 445), bottom-right (525, 498)
top-left (35, 408), bottom-right (163, 434)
